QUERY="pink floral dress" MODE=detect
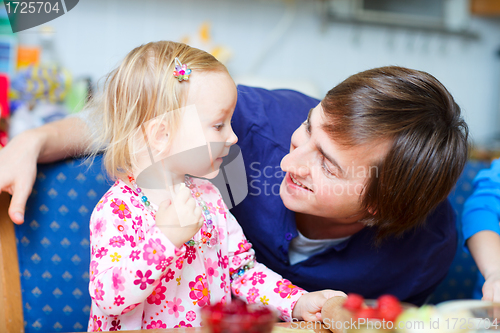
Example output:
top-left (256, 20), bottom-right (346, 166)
top-left (88, 178), bottom-right (306, 331)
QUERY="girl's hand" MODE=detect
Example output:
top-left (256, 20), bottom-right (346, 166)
top-left (292, 290), bottom-right (347, 321)
top-left (155, 183), bottom-right (203, 248)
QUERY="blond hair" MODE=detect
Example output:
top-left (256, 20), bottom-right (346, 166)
top-left (88, 41), bottom-right (227, 180)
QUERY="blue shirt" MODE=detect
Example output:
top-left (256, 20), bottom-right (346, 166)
top-left (230, 85), bottom-right (457, 306)
top-left (462, 159), bottom-right (500, 246)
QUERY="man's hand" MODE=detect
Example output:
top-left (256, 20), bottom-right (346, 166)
top-left (482, 270), bottom-right (500, 302)
top-left (0, 130), bottom-right (43, 224)
top-left (0, 116), bottom-right (92, 224)
top-left (155, 183), bottom-right (203, 248)
top-left (292, 290), bottom-right (347, 321)
top-left (468, 231), bottom-right (500, 303)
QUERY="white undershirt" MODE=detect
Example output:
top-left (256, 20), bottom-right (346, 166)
top-left (288, 230), bottom-right (351, 265)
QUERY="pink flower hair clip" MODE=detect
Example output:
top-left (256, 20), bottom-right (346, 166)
top-left (173, 57), bottom-right (192, 82)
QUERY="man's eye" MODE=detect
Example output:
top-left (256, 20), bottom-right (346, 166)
top-left (321, 157), bottom-right (336, 177)
top-left (214, 124), bottom-right (224, 131)
top-left (303, 120), bottom-right (310, 133)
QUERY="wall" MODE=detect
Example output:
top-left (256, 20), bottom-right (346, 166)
top-left (18, 0), bottom-right (500, 146)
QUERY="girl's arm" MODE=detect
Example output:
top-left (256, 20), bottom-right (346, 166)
top-left (467, 231), bottom-right (500, 302)
top-left (89, 188), bottom-right (185, 316)
top-left (225, 211), bottom-right (345, 321)
top-left (224, 210), bottom-right (306, 322)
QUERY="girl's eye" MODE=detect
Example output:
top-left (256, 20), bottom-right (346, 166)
top-left (214, 124), bottom-right (224, 131)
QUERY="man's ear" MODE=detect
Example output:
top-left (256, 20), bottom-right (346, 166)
top-left (144, 119), bottom-right (170, 155)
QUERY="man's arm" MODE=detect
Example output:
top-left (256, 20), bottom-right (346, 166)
top-left (0, 116), bottom-right (91, 224)
top-left (461, 159), bottom-right (500, 301)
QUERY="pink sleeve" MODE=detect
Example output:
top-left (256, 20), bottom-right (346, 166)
top-left (226, 212), bottom-right (307, 322)
top-left (89, 189), bottom-right (185, 316)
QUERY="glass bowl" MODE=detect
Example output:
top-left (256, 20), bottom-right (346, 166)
top-left (201, 300), bottom-right (277, 333)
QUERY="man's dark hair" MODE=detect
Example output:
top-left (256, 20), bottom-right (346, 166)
top-left (322, 66), bottom-right (469, 241)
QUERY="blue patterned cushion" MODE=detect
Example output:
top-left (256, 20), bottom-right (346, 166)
top-left (15, 155), bottom-right (111, 332)
top-left (428, 160), bottom-right (491, 304)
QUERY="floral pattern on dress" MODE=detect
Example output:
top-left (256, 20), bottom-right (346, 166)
top-left (88, 178), bottom-right (306, 331)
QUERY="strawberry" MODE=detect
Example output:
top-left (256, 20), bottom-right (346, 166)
top-left (378, 305), bottom-right (402, 322)
top-left (202, 299), bottom-right (275, 333)
top-left (376, 295), bottom-right (403, 322)
top-left (376, 295), bottom-right (400, 308)
top-left (355, 307), bottom-right (380, 320)
top-left (343, 293), bottom-right (365, 311)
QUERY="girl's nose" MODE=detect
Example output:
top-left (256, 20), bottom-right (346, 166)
top-left (227, 127), bottom-right (238, 146)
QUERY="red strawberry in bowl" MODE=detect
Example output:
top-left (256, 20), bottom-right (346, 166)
top-left (376, 295), bottom-right (403, 322)
top-left (201, 299), bottom-right (276, 333)
top-left (355, 307), bottom-right (381, 320)
top-left (344, 293), bottom-right (365, 312)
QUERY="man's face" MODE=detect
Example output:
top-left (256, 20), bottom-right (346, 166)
top-left (279, 104), bottom-right (392, 224)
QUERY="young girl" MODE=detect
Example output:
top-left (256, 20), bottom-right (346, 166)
top-left (87, 41), bottom-right (340, 331)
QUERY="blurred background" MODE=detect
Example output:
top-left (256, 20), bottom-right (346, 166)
top-left (0, 0), bottom-right (500, 152)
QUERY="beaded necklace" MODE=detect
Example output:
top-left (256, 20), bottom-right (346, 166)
top-left (127, 174), bottom-right (219, 248)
